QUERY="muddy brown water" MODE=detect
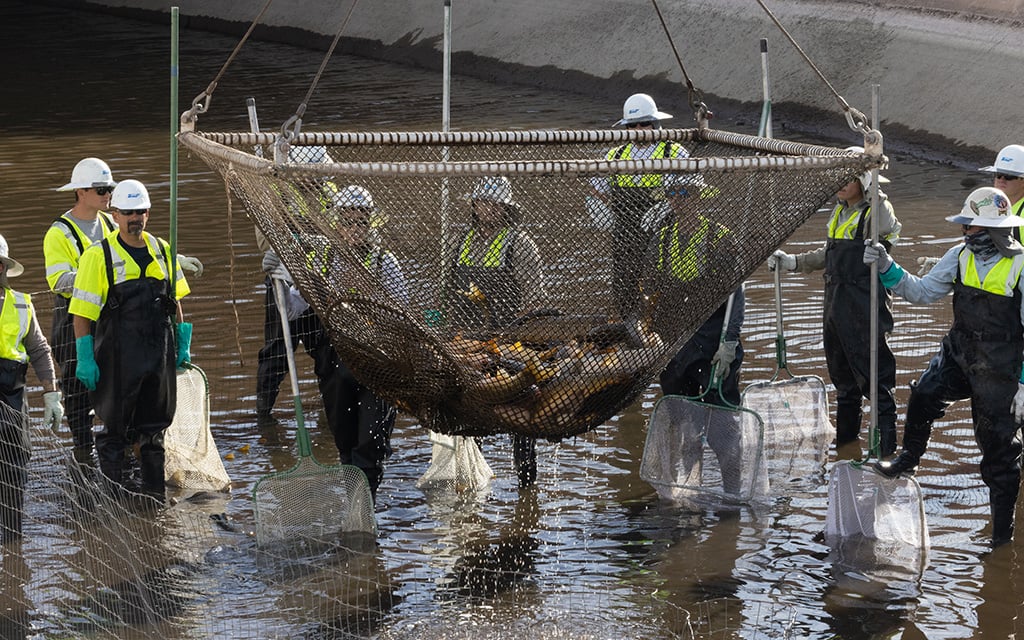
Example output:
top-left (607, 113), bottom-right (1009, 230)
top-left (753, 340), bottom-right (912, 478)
top-left (1, 3), bottom-right (1022, 638)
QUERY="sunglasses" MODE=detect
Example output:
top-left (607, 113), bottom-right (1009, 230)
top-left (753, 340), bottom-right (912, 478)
top-left (117, 209), bottom-right (148, 216)
top-left (996, 173), bottom-right (1021, 181)
top-left (92, 186), bottom-right (115, 195)
top-left (665, 188), bottom-right (691, 198)
top-left (625, 121), bottom-right (654, 129)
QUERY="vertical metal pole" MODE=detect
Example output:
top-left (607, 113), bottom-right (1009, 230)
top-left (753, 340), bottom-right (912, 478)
top-left (170, 7), bottom-right (180, 294)
top-left (868, 84), bottom-right (881, 458)
top-left (758, 38), bottom-right (773, 139)
top-left (439, 0), bottom-right (452, 319)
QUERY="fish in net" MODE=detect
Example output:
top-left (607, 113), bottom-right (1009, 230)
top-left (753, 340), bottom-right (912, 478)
top-left (179, 125), bottom-right (882, 441)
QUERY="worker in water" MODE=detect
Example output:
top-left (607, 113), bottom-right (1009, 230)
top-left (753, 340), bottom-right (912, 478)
top-left (769, 152), bottom-right (902, 456)
top-left (865, 187), bottom-right (1024, 546)
top-left (69, 179), bottom-right (191, 497)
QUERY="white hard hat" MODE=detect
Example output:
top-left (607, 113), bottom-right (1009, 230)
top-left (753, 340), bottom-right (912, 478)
top-left (110, 179), bottom-right (152, 210)
top-left (844, 146), bottom-right (890, 193)
top-left (332, 185), bottom-right (376, 210)
top-left (946, 186), bottom-right (1024, 228)
top-left (0, 235), bottom-right (24, 278)
top-left (465, 176), bottom-right (519, 208)
top-left (56, 157), bottom-right (117, 192)
top-left (289, 145), bottom-right (331, 164)
top-left (980, 144), bottom-right (1024, 178)
top-left (615, 93), bottom-right (673, 126)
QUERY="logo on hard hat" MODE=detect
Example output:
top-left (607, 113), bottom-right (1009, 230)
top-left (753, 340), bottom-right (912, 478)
top-left (973, 193), bottom-right (1009, 216)
top-left (1001, 156), bottom-right (1014, 163)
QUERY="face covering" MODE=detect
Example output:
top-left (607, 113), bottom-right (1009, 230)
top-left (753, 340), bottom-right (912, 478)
top-left (988, 228), bottom-right (1024, 258)
top-left (962, 229), bottom-right (1019, 260)
top-left (964, 228), bottom-right (1002, 260)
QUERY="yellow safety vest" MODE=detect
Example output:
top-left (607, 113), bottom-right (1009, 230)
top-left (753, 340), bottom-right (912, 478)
top-left (43, 211), bottom-right (116, 297)
top-left (0, 290), bottom-right (32, 363)
top-left (607, 141), bottom-right (686, 188)
top-left (657, 217), bottom-right (729, 282)
top-left (69, 232), bottom-right (190, 322)
top-left (959, 251), bottom-right (1024, 296)
top-left (459, 227), bottom-right (511, 268)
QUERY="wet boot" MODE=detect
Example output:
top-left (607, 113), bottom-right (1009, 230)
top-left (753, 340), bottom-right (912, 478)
top-left (512, 435), bottom-right (537, 488)
top-left (0, 475), bottom-right (23, 544)
top-left (874, 422), bottom-right (931, 478)
top-left (360, 467), bottom-right (382, 505)
top-left (96, 440), bottom-right (127, 488)
top-left (878, 416), bottom-right (897, 458)
top-left (138, 432), bottom-right (166, 498)
top-left (992, 502), bottom-right (1015, 547)
top-left (835, 404), bottom-right (862, 446)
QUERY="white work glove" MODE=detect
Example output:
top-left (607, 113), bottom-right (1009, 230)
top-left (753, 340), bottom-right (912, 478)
top-left (917, 256), bottom-right (940, 276)
top-left (767, 250), bottom-right (797, 273)
top-left (1013, 383), bottom-right (1024, 424)
top-left (261, 251), bottom-right (292, 283)
top-left (261, 250), bottom-right (280, 273)
top-left (862, 241), bottom-right (893, 273)
top-left (177, 254), bottom-right (203, 277)
top-left (42, 391), bottom-right (64, 430)
top-left (710, 340), bottom-right (738, 383)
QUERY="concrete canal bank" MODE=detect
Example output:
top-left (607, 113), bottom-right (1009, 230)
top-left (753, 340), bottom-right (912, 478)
top-left (41, 0), bottom-right (1024, 160)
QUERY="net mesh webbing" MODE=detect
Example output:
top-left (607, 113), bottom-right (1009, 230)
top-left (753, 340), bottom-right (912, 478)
top-left (163, 365), bottom-right (232, 492)
top-left (179, 126), bottom-right (881, 440)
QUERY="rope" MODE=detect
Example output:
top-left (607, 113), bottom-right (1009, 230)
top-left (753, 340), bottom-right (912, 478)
top-left (279, 0), bottom-right (362, 147)
top-left (225, 171), bottom-right (246, 367)
top-left (181, 0), bottom-right (275, 128)
top-left (753, 0), bottom-right (873, 138)
top-left (649, 0), bottom-right (712, 126)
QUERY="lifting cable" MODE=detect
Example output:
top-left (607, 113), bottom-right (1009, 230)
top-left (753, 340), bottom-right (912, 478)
top-left (649, 0), bottom-right (712, 127)
top-left (181, 0), bottom-right (275, 129)
top-left (278, 0), bottom-right (362, 151)
top-left (753, 0), bottom-right (878, 146)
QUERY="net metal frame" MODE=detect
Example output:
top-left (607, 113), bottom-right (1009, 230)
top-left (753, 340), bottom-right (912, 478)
top-left (180, 125), bottom-right (882, 443)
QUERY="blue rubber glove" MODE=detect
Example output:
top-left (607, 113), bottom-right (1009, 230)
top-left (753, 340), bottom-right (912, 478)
top-left (75, 335), bottom-right (99, 391)
top-left (176, 322), bottom-right (193, 367)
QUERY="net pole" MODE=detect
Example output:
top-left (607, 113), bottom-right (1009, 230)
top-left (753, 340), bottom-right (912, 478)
top-left (758, 38), bottom-right (773, 139)
top-left (170, 6), bottom-right (180, 295)
top-left (439, 0), bottom-right (452, 318)
top-left (868, 83), bottom-right (880, 458)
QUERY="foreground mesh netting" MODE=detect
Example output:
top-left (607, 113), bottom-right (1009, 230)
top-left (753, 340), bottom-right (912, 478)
top-left (179, 126), bottom-right (882, 441)
top-left (0, 226), bottom-right (970, 639)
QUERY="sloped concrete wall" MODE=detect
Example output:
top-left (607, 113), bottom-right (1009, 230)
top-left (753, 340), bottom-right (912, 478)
top-left (56, 0), bottom-right (1024, 155)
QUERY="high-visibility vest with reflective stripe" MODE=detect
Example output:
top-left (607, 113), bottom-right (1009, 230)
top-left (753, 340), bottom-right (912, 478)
top-left (69, 232), bottom-right (190, 322)
top-left (0, 290), bottom-right (33, 363)
top-left (656, 217), bottom-right (729, 281)
top-left (959, 250), bottom-right (1024, 296)
top-left (827, 203), bottom-right (873, 240)
top-left (607, 141), bottom-right (686, 188)
top-left (459, 227), bottom-right (511, 267)
top-left (43, 211), bottom-right (116, 297)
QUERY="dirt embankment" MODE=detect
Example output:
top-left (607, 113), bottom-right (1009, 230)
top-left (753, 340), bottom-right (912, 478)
top-left (49, 0), bottom-right (1024, 162)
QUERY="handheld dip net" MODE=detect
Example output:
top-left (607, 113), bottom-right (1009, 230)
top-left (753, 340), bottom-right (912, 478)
top-left (179, 124), bottom-right (884, 442)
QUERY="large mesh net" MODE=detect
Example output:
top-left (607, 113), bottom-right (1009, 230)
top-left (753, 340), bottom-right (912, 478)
top-left (179, 126), bottom-right (882, 441)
